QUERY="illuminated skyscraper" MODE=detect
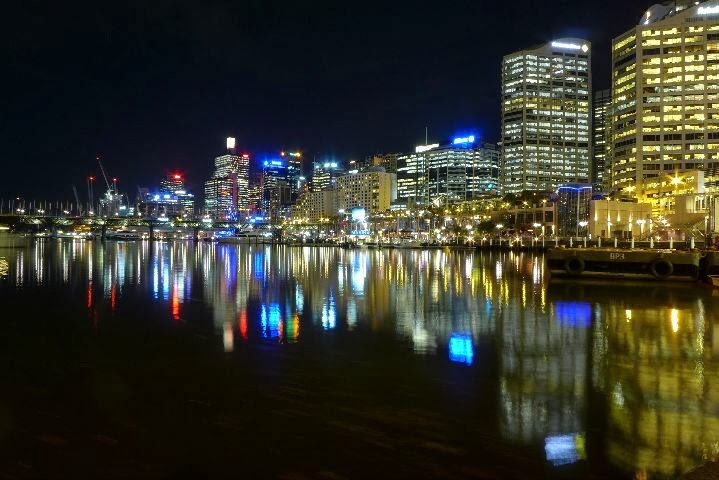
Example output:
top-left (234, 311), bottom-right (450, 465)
top-left (281, 151), bottom-right (303, 202)
top-left (501, 38), bottom-right (592, 193)
top-left (311, 161), bottom-right (345, 191)
top-left (204, 138), bottom-right (250, 220)
top-left (160, 173), bottom-right (184, 194)
top-left (592, 90), bottom-right (612, 189)
top-left (611, 1), bottom-right (719, 195)
top-left (261, 159), bottom-right (290, 221)
top-left (396, 139), bottom-right (500, 206)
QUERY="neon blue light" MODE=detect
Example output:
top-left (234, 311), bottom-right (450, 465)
top-left (270, 160), bottom-right (283, 166)
top-left (448, 334), bottom-right (474, 365)
top-left (557, 185), bottom-right (592, 191)
top-left (263, 160), bottom-right (269, 166)
top-left (153, 194), bottom-right (160, 201)
top-left (555, 301), bottom-right (591, 327)
top-left (452, 135), bottom-right (476, 145)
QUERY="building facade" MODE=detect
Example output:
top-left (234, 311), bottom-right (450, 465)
top-left (311, 161), bottom-right (346, 192)
top-left (611, 0), bottom-right (719, 196)
top-left (261, 159), bottom-right (290, 221)
top-left (396, 141), bottom-right (500, 206)
top-left (336, 169), bottom-right (397, 214)
top-left (593, 89), bottom-right (612, 189)
top-left (204, 141), bottom-right (250, 220)
top-left (556, 184), bottom-right (593, 236)
top-left (293, 189), bottom-right (339, 222)
top-left (502, 38), bottom-right (592, 193)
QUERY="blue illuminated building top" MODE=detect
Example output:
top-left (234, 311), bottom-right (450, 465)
top-left (452, 135), bottom-right (476, 145)
top-left (263, 159), bottom-right (285, 168)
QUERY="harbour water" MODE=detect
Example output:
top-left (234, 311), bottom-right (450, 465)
top-left (0, 239), bottom-right (718, 478)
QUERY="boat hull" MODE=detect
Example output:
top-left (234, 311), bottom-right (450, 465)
top-left (546, 247), bottom-right (702, 282)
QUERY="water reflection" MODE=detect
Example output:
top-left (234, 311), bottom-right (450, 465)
top-left (2, 240), bottom-right (719, 478)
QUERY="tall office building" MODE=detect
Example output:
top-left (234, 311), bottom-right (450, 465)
top-left (281, 151), bottom-right (303, 202)
top-left (160, 173), bottom-right (184, 194)
top-left (612, 1), bottom-right (719, 194)
top-left (261, 159), bottom-right (290, 221)
top-left (501, 38), bottom-right (592, 194)
top-left (311, 161), bottom-right (346, 191)
top-left (396, 139), bottom-right (500, 206)
top-left (204, 138), bottom-right (250, 220)
top-left (370, 153), bottom-right (400, 173)
top-left (592, 89), bottom-right (612, 189)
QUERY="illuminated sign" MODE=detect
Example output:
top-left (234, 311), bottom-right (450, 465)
top-left (288, 152), bottom-right (301, 157)
top-left (173, 174), bottom-right (182, 180)
top-left (551, 41), bottom-right (589, 52)
top-left (699, 5), bottom-right (719, 14)
top-left (263, 160), bottom-right (284, 167)
top-left (351, 207), bottom-right (366, 222)
top-left (321, 162), bottom-right (338, 168)
top-left (415, 143), bottom-right (439, 153)
top-left (350, 229), bottom-right (370, 236)
top-left (226, 137), bottom-right (236, 149)
top-left (452, 135), bottom-right (476, 145)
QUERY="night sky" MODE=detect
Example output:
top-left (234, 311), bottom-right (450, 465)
top-left (2, 0), bottom-right (647, 199)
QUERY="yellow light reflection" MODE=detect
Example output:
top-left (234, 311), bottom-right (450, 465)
top-left (670, 308), bottom-right (679, 333)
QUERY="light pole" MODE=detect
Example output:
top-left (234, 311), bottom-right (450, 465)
top-left (636, 219), bottom-right (645, 240)
top-left (579, 220), bottom-right (588, 238)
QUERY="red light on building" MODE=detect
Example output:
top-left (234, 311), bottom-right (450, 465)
top-left (173, 174), bottom-right (182, 180)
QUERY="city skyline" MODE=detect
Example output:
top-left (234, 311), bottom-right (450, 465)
top-left (2, 0), bottom-right (643, 198)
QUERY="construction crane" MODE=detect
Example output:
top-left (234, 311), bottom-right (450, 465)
top-left (72, 185), bottom-right (81, 216)
top-left (97, 155), bottom-right (112, 194)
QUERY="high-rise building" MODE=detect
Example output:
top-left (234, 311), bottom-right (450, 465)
top-left (611, 1), bottom-right (719, 195)
top-left (336, 168), bottom-right (397, 214)
top-left (138, 172), bottom-right (195, 218)
top-left (370, 153), bottom-right (400, 174)
top-left (281, 151), bottom-right (303, 202)
top-left (203, 138), bottom-right (250, 220)
top-left (592, 90), bottom-right (612, 189)
top-left (396, 140), bottom-right (500, 206)
top-left (426, 138), bottom-right (500, 204)
top-left (311, 161), bottom-right (346, 191)
top-left (261, 159), bottom-right (290, 221)
top-left (501, 38), bottom-right (592, 194)
top-left (160, 173), bottom-right (184, 194)
top-left (396, 146), bottom-right (432, 206)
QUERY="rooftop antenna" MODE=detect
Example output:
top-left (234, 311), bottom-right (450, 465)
top-left (425, 126), bottom-right (428, 145)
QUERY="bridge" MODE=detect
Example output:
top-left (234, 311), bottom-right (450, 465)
top-left (0, 213), bottom-right (271, 240)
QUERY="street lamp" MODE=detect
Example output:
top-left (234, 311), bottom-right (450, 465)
top-left (636, 219), bottom-right (645, 239)
top-left (579, 220), bottom-right (588, 237)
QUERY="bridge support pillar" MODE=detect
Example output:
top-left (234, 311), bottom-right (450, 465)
top-left (149, 223), bottom-right (155, 241)
top-left (193, 226), bottom-right (200, 241)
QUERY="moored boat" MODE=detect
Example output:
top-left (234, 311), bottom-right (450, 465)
top-left (546, 247), bottom-right (703, 282)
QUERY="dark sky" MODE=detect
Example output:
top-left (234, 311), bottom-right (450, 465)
top-left (2, 0), bottom-right (648, 199)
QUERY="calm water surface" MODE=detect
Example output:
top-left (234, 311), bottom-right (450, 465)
top-left (0, 240), bottom-right (718, 479)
